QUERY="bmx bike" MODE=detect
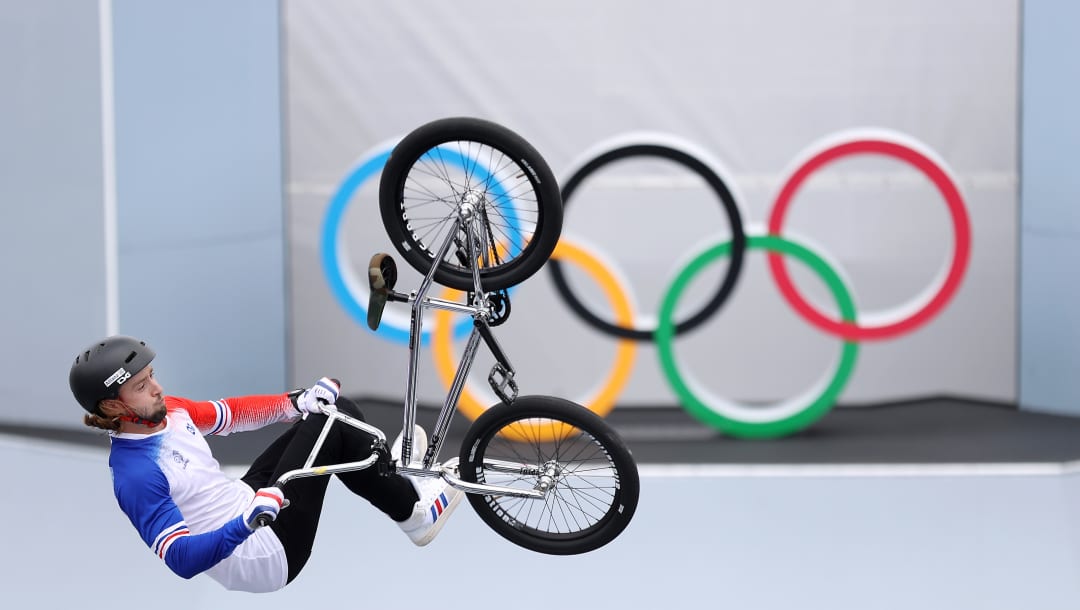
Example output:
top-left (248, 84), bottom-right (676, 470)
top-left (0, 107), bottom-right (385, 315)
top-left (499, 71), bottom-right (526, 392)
top-left (266, 117), bottom-right (640, 555)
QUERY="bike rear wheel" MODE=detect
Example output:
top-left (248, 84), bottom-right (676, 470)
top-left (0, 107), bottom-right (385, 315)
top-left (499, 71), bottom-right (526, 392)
top-left (379, 117), bottom-right (563, 292)
top-left (459, 395), bottom-right (639, 555)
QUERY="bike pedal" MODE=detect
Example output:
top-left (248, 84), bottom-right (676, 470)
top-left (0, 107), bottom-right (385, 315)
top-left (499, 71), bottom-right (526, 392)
top-left (488, 363), bottom-right (519, 404)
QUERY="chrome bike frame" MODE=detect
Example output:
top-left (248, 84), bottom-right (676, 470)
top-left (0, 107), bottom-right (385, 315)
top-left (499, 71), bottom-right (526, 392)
top-left (272, 194), bottom-right (543, 500)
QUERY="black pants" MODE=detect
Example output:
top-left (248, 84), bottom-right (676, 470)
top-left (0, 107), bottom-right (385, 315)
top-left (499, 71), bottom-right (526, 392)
top-left (241, 397), bottom-right (418, 584)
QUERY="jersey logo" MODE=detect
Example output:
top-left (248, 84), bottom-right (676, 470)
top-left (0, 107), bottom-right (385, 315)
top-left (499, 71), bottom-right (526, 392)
top-left (171, 450), bottom-right (189, 469)
top-left (186, 422), bottom-right (197, 436)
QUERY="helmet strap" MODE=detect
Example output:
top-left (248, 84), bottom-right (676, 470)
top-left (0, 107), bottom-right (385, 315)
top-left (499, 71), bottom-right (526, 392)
top-left (118, 405), bottom-right (166, 428)
top-left (118, 414), bottom-right (161, 427)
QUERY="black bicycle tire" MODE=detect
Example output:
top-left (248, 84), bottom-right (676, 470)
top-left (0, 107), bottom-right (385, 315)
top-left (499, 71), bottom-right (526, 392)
top-left (379, 117), bottom-right (563, 291)
top-left (459, 395), bottom-right (640, 555)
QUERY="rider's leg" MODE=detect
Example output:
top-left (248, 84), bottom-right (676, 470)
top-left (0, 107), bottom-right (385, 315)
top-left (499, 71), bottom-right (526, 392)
top-left (241, 425), bottom-right (331, 584)
top-left (240, 397), bottom-right (419, 583)
top-left (321, 397), bottom-right (420, 516)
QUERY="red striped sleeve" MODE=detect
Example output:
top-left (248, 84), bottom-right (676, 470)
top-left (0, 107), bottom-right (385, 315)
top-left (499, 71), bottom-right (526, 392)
top-left (166, 394), bottom-right (298, 435)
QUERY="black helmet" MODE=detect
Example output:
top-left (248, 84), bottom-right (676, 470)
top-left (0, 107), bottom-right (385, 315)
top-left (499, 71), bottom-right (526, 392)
top-left (70, 336), bottom-right (156, 414)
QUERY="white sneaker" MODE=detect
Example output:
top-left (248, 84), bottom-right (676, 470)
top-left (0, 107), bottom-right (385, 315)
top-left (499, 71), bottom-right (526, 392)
top-left (390, 425), bottom-right (428, 467)
top-left (397, 474), bottom-right (464, 546)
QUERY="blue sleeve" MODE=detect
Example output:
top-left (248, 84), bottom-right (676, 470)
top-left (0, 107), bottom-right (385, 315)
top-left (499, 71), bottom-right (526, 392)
top-left (159, 517), bottom-right (252, 579)
top-left (113, 460), bottom-right (253, 579)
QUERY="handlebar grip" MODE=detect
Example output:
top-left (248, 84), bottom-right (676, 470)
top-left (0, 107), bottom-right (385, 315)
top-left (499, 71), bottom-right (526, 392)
top-left (251, 485), bottom-right (287, 528)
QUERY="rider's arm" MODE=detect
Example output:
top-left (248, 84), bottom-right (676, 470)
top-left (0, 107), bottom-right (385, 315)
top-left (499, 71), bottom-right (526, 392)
top-left (167, 394), bottom-right (299, 436)
top-left (114, 464), bottom-right (252, 579)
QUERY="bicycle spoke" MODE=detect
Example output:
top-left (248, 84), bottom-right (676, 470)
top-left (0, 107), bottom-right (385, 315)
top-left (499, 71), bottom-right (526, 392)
top-left (475, 416), bottom-right (620, 535)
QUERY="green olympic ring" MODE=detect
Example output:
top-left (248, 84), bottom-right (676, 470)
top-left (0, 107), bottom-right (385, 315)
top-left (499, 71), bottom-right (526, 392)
top-left (655, 234), bottom-right (859, 439)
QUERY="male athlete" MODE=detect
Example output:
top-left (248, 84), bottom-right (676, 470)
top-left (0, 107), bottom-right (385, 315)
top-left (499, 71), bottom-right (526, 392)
top-left (69, 335), bottom-right (462, 592)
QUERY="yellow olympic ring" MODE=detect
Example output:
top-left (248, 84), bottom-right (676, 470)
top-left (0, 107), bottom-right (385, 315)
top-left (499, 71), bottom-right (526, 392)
top-left (432, 239), bottom-right (637, 441)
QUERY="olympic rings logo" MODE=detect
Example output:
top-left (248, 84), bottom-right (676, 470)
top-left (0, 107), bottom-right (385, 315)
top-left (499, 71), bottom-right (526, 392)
top-left (322, 127), bottom-right (971, 438)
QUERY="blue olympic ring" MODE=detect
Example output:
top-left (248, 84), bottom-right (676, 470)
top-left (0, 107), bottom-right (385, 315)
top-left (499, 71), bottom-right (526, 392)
top-left (321, 142), bottom-right (520, 346)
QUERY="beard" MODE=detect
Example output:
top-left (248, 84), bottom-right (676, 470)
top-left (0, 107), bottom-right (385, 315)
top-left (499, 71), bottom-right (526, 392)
top-left (145, 400), bottom-right (167, 424)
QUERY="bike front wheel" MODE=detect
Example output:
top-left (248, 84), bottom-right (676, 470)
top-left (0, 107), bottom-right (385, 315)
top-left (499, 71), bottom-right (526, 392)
top-left (458, 395), bottom-right (639, 555)
top-left (379, 117), bottom-right (563, 292)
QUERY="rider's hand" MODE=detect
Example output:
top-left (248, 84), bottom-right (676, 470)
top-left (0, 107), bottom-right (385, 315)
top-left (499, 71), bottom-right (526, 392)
top-left (243, 487), bottom-right (285, 530)
top-left (290, 377), bottom-right (341, 415)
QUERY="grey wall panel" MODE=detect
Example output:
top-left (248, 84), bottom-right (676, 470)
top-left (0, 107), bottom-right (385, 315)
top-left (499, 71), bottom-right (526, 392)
top-left (112, 0), bottom-right (287, 401)
top-left (0, 1), bottom-right (108, 426)
top-left (1020, 0), bottom-right (1080, 415)
top-left (1, 1), bottom-right (288, 430)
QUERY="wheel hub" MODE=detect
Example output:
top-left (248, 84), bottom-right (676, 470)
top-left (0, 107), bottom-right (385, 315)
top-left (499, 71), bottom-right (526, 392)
top-left (534, 459), bottom-right (563, 493)
top-left (459, 190), bottom-right (485, 218)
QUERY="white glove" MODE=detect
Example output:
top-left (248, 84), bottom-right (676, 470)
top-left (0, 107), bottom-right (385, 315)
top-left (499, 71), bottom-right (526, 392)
top-left (243, 487), bottom-right (286, 530)
top-left (291, 377), bottom-right (341, 415)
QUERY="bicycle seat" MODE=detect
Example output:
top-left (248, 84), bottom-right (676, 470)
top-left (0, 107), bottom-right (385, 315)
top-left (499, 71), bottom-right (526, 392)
top-left (367, 252), bottom-right (398, 331)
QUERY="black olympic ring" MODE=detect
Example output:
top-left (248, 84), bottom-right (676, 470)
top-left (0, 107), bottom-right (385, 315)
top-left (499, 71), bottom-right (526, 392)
top-left (548, 141), bottom-right (747, 341)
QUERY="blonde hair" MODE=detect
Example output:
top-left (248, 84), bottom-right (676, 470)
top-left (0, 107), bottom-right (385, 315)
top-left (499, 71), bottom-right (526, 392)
top-left (83, 412), bottom-right (121, 432)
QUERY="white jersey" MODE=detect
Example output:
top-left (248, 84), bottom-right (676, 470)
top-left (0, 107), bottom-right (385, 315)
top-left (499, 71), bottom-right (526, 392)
top-left (109, 394), bottom-right (299, 592)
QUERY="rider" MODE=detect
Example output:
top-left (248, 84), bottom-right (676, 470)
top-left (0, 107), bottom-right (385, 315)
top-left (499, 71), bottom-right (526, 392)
top-left (69, 335), bottom-right (463, 593)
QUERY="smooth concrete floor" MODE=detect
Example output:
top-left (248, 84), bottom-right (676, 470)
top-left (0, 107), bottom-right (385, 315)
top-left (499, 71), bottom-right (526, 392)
top-left (6, 433), bottom-right (1080, 610)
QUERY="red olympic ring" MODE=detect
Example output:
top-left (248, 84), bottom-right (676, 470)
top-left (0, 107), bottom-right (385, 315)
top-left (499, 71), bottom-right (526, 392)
top-left (766, 132), bottom-right (972, 341)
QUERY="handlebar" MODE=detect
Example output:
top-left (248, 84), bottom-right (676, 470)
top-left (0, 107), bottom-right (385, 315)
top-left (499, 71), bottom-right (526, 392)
top-left (253, 485), bottom-right (287, 529)
top-left (316, 398), bottom-right (335, 416)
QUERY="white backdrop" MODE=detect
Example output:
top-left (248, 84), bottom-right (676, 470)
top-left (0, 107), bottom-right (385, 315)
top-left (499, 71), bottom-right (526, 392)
top-left (285, 0), bottom-right (1018, 419)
